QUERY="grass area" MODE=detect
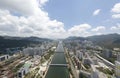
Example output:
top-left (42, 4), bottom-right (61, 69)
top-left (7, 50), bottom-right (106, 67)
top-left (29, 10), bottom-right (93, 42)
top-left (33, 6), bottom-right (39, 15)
top-left (24, 68), bottom-right (39, 78)
top-left (45, 50), bottom-right (54, 59)
top-left (79, 73), bottom-right (87, 78)
top-left (41, 50), bottom-right (54, 63)
top-left (36, 74), bottom-right (42, 78)
top-left (35, 67), bottom-right (40, 71)
top-left (0, 64), bottom-right (3, 68)
top-left (68, 67), bottom-right (75, 78)
top-left (107, 58), bottom-right (116, 63)
top-left (84, 64), bottom-right (90, 69)
top-left (24, 72), bottom-right (31, 78)
top-left (25, 70), bottom-right (38, 78)
top-left (40, 57), bottom-right (46, 63)
top-left (12, 63), bottom-right (24, 72)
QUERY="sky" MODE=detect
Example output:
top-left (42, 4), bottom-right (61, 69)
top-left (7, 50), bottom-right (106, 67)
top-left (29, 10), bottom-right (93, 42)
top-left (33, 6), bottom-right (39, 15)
top-left (0, 0), bottom-right (120, 39)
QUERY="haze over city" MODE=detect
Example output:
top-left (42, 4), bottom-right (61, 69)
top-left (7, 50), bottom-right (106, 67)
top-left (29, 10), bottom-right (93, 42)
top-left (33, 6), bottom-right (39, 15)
top-left (0, 0), bottom-right (120, 39)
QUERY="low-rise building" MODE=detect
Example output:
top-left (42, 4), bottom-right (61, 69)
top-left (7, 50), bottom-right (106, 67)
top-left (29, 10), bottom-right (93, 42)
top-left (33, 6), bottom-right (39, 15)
top-left (17, 63), bottom-right (31, 78)
top-left (0, 55), bottom-right (10, 62)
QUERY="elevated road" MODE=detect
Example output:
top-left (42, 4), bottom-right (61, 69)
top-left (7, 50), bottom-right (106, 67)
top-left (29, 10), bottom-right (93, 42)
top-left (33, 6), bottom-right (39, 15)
top-left (95, 53), bottom-right (115, 69)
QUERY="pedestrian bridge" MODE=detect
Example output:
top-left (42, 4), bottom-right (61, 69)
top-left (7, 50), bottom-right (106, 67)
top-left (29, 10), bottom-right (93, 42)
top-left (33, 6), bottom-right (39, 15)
top-left (50, 64), bottom-right (67, 67)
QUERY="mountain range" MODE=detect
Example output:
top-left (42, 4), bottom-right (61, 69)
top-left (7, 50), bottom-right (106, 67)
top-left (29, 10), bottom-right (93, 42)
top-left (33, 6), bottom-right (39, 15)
top-left (66, 33), bottom-right (120, 49)
top-left (0, 36), bottom-right (51, 54)
top-left (0, 33), bottom-right (120, 54)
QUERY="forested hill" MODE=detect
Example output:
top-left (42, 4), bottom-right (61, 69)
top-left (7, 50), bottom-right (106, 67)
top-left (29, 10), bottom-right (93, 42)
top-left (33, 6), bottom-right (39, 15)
top-left (0, 36), bottom-right (51, 54)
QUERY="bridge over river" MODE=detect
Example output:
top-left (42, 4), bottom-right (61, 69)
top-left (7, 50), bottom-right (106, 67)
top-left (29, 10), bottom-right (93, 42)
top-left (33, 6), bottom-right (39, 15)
top-left (45, 41), bottom-right (70, 78)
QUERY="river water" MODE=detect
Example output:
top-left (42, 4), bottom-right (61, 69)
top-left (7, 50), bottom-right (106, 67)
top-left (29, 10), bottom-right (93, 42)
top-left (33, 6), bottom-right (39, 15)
top-left (45, 41), bottom-right (69, 78)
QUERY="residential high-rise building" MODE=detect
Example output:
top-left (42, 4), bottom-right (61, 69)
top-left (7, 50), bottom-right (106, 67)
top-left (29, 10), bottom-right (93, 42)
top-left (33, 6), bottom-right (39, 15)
top-left (117, 53), bottom-right (120, 62)
top-left (115, 61), bottom-right (120, 78)
top-left (102, 49), bottom-right (112, 58)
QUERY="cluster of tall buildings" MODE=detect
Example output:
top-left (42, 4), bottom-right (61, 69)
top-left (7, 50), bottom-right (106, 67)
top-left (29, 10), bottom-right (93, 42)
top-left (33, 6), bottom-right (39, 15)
top-left (64, 39), bottom-right (120, 78)
top-left (115, 53), bottom-right (120, 78)
top-left (23, 42), bottom-right (53, 56)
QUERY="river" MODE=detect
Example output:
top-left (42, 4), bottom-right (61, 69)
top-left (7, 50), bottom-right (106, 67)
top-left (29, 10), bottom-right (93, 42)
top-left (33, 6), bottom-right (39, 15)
top-left (45, 41), bottom-right (70, 78)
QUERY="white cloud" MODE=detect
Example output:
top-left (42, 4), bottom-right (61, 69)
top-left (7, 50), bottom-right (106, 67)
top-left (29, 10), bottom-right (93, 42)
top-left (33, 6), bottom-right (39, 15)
top-left (112, 14), bottom-right (120, 19)
top-left (0, 0), bottom-right (48, 16)
top-left (93, 9), bottom-right (101, 16)
top-left (39, 0), bottom-right (48, 6)
top-left (111, 3), bottom-right (120, 13)
top-left (68, 24), bottom-right (91, 37)
top-left (111, 3), bottom-right (120, 19)
top-left (0, 0), bottom-right (67, 39)
top-left (0, 0), bottom-right (118, 39)
top-left (110, 26), bottom-right (117, 30)
top-left (91, 26), bottom-right (106, 32)
top-left (110, 24), bottom-right (120, 30)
